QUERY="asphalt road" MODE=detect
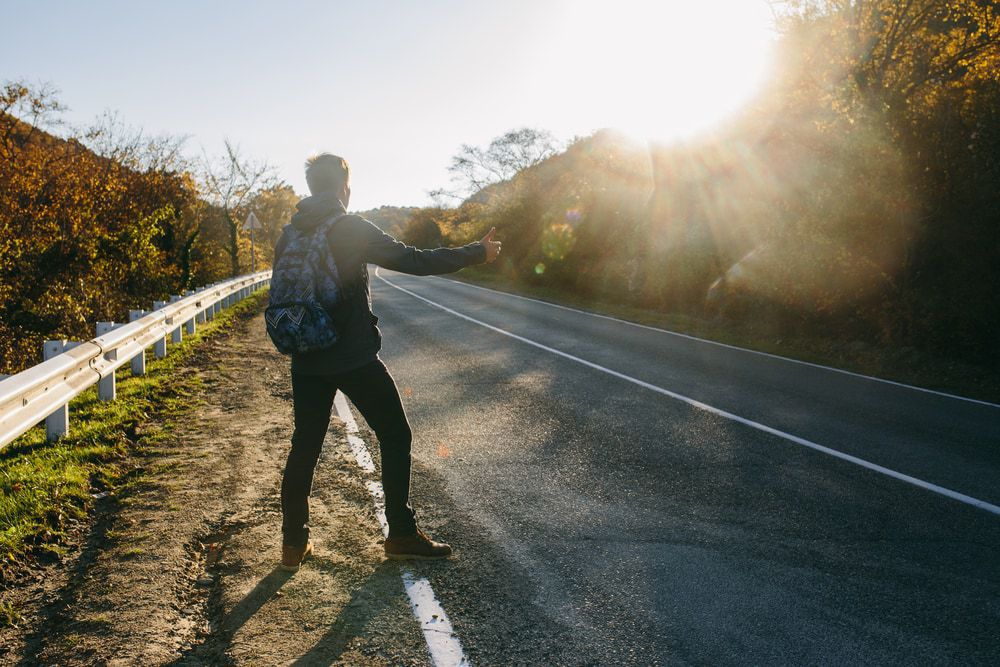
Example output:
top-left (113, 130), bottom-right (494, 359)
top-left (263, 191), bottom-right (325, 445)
top-left (357, 268), bottom-right (1000, 666)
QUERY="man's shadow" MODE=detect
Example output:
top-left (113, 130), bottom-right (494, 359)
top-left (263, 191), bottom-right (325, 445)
top-left (291, 559), bottom-right (405, 666)
top-left (169, 565), bottom-right (294, 665)
top-left (170, 558), bottom-right (407, 665)
top-left (221, 566), bottom-right (296, 636)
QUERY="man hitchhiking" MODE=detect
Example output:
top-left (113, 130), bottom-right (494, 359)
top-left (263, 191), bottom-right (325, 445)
top-left (273, 153), bottom-right (501, 571)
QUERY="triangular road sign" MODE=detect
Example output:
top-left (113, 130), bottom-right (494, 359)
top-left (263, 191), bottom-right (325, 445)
top-left (242, 211), bottom-right (263, 231)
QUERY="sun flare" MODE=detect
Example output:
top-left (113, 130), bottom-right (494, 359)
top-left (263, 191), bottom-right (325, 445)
top-left (544, 0), bottom-right (776, 142)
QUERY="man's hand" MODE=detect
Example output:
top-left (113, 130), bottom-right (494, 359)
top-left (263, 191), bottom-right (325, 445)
top-left (479, 227), bottom-right (502, 263)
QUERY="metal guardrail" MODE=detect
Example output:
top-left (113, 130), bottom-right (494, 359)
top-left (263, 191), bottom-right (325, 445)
top-left (0, 271), bottom-right (271, 450)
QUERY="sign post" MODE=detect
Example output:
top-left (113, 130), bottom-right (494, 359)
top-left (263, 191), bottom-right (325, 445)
top-left (242, 211), bottom-right (263, 273)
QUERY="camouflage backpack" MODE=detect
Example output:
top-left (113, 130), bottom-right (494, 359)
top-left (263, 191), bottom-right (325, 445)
top-left (264, 214), bottom-right (346, 355)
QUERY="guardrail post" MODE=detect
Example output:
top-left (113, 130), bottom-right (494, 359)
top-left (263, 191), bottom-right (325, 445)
top-left (128, 310), bottom-right (148, 375)
top-left (204, 285), bottom-right (214, 318)
top-left (43, 340), bottom-right (79, 440)
top-left (195, 302), bottom-right (206, 324)
top-left (169, 295), bottom-right (183, 344)
top-left (153, 300), bottom-right (168, 358)
top-left (184, 314), bottom-right (196, 336)
top-left (95, 322), bottom-right (118, 401)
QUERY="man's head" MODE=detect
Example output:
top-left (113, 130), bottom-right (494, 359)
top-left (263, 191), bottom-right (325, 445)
top-left (305, 153), bottom-right (351, 205)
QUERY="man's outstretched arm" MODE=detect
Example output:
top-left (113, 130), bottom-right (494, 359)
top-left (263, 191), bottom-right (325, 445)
top-left (361, 219), bottom-right (501, 275)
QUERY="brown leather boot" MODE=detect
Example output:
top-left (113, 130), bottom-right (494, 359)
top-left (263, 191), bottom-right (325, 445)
top-left (384, 529), bottom-right (452, 560)
top-left (280, 540), bottom-right (313, 571)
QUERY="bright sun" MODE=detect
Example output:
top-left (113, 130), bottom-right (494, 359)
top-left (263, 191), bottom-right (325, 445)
top-left (538, 0), bottom-right (776, 142)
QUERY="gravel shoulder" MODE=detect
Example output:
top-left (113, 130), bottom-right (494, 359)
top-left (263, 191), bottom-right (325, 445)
top-left (1, 304), bottom-right (431, 665)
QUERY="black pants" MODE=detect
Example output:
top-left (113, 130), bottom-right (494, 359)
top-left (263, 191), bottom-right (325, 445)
top-left (281, 359), bottom-right (417, 546)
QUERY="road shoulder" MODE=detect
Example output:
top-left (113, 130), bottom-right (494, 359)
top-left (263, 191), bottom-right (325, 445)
top-left (1, 304), bottom-right (429, 665)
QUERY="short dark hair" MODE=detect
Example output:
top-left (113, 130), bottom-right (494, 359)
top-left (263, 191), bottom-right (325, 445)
top-left (305, 153), bottom-right (350, 195)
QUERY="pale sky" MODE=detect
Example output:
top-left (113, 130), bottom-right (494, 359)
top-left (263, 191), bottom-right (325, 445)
top-left (3, 0), bottom-right (776, 210)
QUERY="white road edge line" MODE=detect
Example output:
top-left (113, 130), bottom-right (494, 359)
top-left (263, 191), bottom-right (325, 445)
top-left (430, 275), bottom-right (1000, 410)
top-left (334, 393), bottom-right (471, 667)
top-left (347, 434), bottom-right (375, 473)
top-left (378, 272), bottom-right (1000, 517)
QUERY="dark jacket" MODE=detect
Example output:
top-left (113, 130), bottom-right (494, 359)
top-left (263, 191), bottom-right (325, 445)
top-left (273, 192), bottom-right (486, 375)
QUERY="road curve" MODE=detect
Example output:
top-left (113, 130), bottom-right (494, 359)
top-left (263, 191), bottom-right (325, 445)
top-left (355, 268), bottom-right (1000, 666)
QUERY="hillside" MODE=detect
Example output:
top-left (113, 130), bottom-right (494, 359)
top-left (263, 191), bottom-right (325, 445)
top-left (398, 45), bottom-right (1000, 366)
top-left (0, 84), bottom-right (297, 374)
top-left (352, 205), bottom-right (418, 235)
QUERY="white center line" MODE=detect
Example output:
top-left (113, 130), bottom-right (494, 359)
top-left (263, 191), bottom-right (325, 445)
top-left (378, 271), bottom-right (1000, 517)
top-left (333, 392), bottom-right (471, 666)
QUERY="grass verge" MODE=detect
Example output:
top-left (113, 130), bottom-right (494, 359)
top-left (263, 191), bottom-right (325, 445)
top-left (0, 289), bottom-right (269, 583)
top-left (452, 267), bottom-right (1000, 404)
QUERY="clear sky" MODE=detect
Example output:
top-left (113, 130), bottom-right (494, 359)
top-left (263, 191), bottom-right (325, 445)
top-left (3, 0), bottom-right (776, 210)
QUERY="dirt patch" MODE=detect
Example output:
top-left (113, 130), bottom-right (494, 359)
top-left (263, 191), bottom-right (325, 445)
top-left (0, 307), bottom-right (430, 665)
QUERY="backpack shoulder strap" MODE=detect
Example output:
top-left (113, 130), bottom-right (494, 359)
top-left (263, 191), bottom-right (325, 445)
top-left (320, 212), bottom-right (350, 231)
top-left (318, 212), bottom-right (350, 247)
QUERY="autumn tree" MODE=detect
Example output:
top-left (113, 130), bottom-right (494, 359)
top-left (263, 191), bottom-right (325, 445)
top-left (77, 110), bottom-right (207, 289)
top-left (416, 3), bottom-right (1000, 362)
top-left (398, 208), bottom-right (448, 248)
top-left (768, 0), bottom-right (1000, 350)
top-left (0, 81), bottom-right (196, 372)
top-left (245, 183), bottom-right (300, 268)
top-left (774, 1), bottom-right (1000, 118)
top-left (431, 127), bottom-right (560, 202)
top-left (200, 140), bottom-right (275, 276)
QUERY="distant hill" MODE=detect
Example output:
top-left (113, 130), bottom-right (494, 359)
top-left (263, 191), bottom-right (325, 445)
top-left (352, 205), bottom-right (418, 235)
